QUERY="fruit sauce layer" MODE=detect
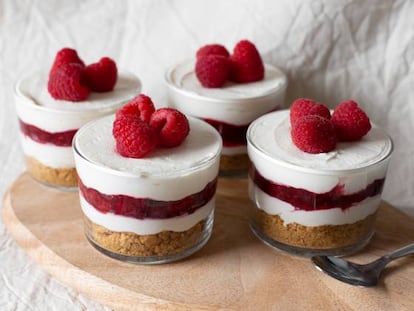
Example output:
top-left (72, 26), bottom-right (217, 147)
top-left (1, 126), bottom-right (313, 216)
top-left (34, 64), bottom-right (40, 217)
top-left (203, 118), bottom-right (248, 147)
top-left (19, 120), bottom-right (76, 146)
top-left (79, 178), bottom-right (217, 219)
top-left (80, 195), bottom-right (214, 235)
top-left (250, 166), bottom-right (384, 211)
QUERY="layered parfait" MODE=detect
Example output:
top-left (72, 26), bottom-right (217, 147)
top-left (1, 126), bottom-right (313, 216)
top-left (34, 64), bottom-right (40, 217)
top-left (247, 99), bottom-right (393, 256)
top-left (73, 94), bottom-right (222, 263)
top-left (15, 48), bottom-right (141, 189)
top-left (165, 39), bottom-right (287, 176)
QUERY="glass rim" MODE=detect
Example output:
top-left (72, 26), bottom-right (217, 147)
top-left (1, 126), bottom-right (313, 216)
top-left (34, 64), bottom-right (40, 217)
top-left (14, 70), bottom-right (142, 115)
top-left (247, 113), bottom-right (394, 176)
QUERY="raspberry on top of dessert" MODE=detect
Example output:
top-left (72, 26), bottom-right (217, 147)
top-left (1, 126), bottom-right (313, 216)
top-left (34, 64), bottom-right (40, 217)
top-left (195, 40), bottom-right (265, 88)
top-left (48, 48), bottom-right (118, 101)
top-left (112, 94), bottom-right (190, 158)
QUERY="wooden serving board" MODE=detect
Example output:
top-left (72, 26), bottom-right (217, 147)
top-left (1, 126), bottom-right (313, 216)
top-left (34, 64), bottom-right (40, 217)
top-left (2, 173), bottom-right (414, 311)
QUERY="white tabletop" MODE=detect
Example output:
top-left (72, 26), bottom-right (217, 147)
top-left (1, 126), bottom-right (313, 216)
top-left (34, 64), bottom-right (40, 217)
top-left (1, 1), bottom-right (413, 310)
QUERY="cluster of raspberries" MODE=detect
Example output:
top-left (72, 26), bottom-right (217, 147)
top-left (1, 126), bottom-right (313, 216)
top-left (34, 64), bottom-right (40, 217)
top-left (290, 98), bottom-right (372, 153)
top-left (195, 39), bottom-right (265, 88)
top-left (113, 94), bottom-right (190, 158)
top-left (48, 48), bottom-right (118, 101)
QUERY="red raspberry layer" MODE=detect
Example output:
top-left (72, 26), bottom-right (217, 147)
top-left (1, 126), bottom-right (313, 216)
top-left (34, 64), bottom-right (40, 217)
top-left (79, 178), bottom-right (217, 219)
top-left (19, 120), bottom-right (77, 146)
top-left (203, 118), bottom-right (249, 147)
top-left (250, 165), bottom-right (385, 211)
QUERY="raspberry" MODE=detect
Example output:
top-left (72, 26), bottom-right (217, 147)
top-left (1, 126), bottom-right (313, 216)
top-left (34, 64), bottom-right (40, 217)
top-left (291, 115), bottom-right (337, 153)
top-left (84, 57), bottom-right (118, 92)
top-left (49, 48), bottom-right (85, 77)
top-left (331, 100), bottom-right (371, 141)
top-left (116, 94), bottom-right (155, 123)
top-left (196, 44), bottom-right (230, 59)
top-left (112, 115), bottom-right (158, 158)
top-left (290, 98), bottom-right (331, 125)
top-left (47, 63), bottom-right (90, 101)
top-left (195, 55), bottom-right (231, 88)
top-left (230, 39), bottom-right (264, 83)
top-left (149, 108), bottom-right (190, 148)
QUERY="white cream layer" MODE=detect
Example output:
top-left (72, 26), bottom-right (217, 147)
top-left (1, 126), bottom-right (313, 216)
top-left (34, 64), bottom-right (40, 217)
top-left (74, 115), bottom-right (222, 200)
top-left (248, 110), bottom-right (392, 193)
top-left (15, 71), bottom-right (141, 132)
top-left (249, 181), bottom-right (381, 226)
top-left (166, 61), bottom-right (287, 125)
top-left (19, 133), bottom-right (74, 168)
top-left (80, 194), bottom-right (214, 235)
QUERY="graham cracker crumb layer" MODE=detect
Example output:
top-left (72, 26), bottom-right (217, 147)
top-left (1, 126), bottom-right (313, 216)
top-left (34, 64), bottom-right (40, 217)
top-left (252, 208), bottom-right (376, 249)
top-left (85, 217), bottom-right (208, 258)
top-left (26, 156), bottom-right (78, 187)
top-left (220, 153), bottom-right (249, 175)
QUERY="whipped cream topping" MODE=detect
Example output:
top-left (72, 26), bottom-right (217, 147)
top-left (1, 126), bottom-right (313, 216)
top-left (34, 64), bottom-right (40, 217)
top-left (75, 115), bottom-right (222, 177)
top-left (248, 110), bottom-right (392, 171)
top-left (74, 115), bottom-right (222, 200)
top-left (17, 71), bottom-right (141, 111)
top-left (168, 60), bottom-right (287, 100)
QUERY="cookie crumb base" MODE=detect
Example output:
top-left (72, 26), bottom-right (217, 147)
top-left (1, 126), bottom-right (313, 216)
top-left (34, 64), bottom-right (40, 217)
top-left (251, 208), bottom-right (376, 256)
top-left (219, 153), bottom-right (249, 177)
top-left (25, 156), bottom-right (78, 188)
top-left (84, 213), bottom-right (213, 264)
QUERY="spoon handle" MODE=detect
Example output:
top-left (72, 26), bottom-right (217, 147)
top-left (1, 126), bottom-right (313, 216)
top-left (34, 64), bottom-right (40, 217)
top-left (369, 243), bottom-right (414, 274)
top-left (386, 243), bottom-right (414, 261)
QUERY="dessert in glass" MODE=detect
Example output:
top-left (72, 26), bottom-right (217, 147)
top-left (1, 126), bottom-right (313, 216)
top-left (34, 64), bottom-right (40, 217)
top-left (14, 48), bottom-right (141, 189)
top-left (165, 40), bottom-right (287, 177)
top-left (73, 96), bottom-right (222, 264)
top-left (247, 99), bottom-right (393, 256)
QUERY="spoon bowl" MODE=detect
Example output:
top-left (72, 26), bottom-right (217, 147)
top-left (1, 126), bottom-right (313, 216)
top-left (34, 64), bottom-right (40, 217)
top-left (311, 243), bottom-right (414, 286)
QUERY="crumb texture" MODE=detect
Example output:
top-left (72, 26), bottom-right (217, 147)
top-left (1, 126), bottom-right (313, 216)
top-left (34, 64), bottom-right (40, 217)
top-left (220, 153), bottom-right (249, 175)
top-left (252, 208), bottom-right (376, 249)
top-left (26, 156), bottom-right (78, 187)
top-left (85, 217), bottom-right (208, 257)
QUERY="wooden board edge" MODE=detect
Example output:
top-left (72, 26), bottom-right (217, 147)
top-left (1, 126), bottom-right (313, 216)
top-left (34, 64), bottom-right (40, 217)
top-left (2, 187), bottom-right (215, 311)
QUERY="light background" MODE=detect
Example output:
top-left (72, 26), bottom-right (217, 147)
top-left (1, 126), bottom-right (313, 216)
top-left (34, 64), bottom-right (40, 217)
top-left (0, 1), bottom-right (413, 309)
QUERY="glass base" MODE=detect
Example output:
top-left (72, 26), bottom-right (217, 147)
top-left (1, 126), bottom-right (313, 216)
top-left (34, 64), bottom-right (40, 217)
top-left (30, 175), bottom-right (78, 192)
top-left (86, 213), bottom-right (214, 265)
top-left (250, 222), bottom-right (374, 257)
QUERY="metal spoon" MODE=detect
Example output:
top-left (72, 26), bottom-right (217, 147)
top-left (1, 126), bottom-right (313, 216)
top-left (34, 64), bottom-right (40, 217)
top-left (311, 243), bottom-right (414, 286)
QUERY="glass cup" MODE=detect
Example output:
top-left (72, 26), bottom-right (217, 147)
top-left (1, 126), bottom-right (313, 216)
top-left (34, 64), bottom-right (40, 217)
top-left (73, 115), bottom-right (222, 264)
top-left (165, 60), bottom-right (287, 178)
top-left (14, 71), bottom-right (141, 190)
top-left (247, 110), bottom-right (393, 257)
